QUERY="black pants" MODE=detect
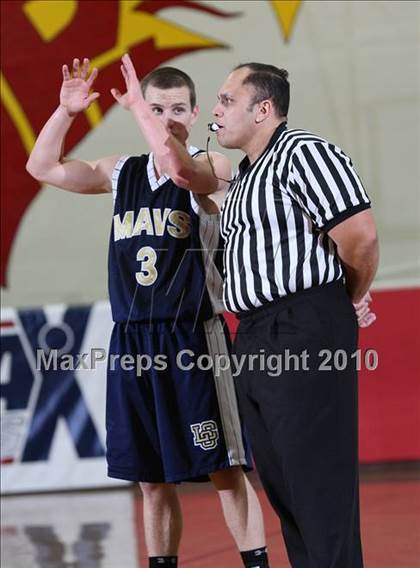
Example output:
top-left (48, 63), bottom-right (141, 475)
top-left (233, 281), bottom-right (363, 568)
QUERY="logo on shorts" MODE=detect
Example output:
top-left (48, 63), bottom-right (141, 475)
top-left (190, 420), bottom-right (219, 451)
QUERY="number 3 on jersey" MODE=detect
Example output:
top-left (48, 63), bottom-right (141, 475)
top-left (136, 246), bottom-right (157, 286)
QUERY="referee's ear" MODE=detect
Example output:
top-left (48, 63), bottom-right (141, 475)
top-left (255, 99), bottom-right (274, 124)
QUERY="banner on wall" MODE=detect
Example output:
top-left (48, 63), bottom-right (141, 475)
top-left (1, 290), bottom-right (420, 495)
top-left (0, 301), bottom-right (128, 494)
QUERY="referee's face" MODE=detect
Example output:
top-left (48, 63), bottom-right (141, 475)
top-left (144, 85), bottom-right (199, 144)
top-left (212, 68), bottom-right (258, 149)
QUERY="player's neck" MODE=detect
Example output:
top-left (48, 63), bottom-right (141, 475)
top-left (153, 155), bottom-right (164, 180)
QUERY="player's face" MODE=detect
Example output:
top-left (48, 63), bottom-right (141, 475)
top-left (212, 68), bottom-right (258, 150)
top-left (144, 85), bottom-right (199, 144)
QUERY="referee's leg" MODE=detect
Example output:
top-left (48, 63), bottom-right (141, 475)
top-left (233, 283), bottom-right (364, 568)
top-left (233, 376), bottom-right (311, 567)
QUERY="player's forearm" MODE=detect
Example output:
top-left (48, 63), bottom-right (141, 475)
top-left (26, 105), bottom-right (75, 179)
top-left (130, 100), bottom-right (195, 186)
top-left (338, 237), bottom-right (379, 303)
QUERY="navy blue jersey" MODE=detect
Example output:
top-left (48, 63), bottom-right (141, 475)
top-left (108, 148), bottom-right (223, 323)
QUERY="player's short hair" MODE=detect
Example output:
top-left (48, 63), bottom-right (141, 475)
top-left (141, 67), bottom-right (197, 109)
top-left (234, 62), bottom-right (289, 117)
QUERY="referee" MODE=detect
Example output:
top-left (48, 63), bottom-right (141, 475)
top-left (212, 63), bottom-right (379, 567)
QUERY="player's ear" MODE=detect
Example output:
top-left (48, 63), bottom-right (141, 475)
top-left (190, 104), bottom-right (199, 125)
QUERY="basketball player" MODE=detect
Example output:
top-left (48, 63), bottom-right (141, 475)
top-left (26, 56), bottom-right (270, 568)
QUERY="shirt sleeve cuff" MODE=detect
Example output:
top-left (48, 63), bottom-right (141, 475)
top-left (321, 202), bottom-right (372, 232)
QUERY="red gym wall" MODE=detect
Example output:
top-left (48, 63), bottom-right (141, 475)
top-left (225, 287), bottom-right (420, 464)
top-left (357, 288), bottom-right (420, 463)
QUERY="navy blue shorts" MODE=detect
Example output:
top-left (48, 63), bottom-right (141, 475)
top-left (106, 315), bottom-right (252, 483)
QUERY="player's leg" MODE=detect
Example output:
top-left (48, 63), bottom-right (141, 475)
top-left (209, 466), bottom-right (269, 567)
top-left (145, 316), bottom-right (269, 566)
top-left (106, 323), bottom-right (182, 567)
top-left (203, 317), bottom-right (270, 567)
top-left (139, 482), bottom-right (182, 559)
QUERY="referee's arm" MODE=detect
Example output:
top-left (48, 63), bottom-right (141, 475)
top-left (290, 140), bottom-right (379, 303)
top-left (328, 210), bottom-right (379, 303)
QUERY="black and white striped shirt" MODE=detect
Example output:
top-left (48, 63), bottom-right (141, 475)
top-left (220, 122), bottom-right (371, 313)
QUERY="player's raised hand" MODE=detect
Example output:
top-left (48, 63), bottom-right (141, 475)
top-left (167, 119), bottom-right (189, 146)
top-left (60, 58), bottom-right (99, 116)
top-left (110, 53), bottom-right (143, 110)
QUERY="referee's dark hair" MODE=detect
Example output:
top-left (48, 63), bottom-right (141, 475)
top-left (141, 67), bottom-right (197, 109)
top-left (234, 62), bottom-right (289, 118)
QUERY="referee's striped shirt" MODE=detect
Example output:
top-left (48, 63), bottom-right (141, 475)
top-left (220, 122), bottom-right (371, 314)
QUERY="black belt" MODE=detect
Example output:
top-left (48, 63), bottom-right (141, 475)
top-left (235, 279), bottom-right (346, 321)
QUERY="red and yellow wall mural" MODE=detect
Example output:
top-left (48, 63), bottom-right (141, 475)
top-left (0, 0), bottom-right (302, 287)
top-left (1, 0), bottom-right (234, 286)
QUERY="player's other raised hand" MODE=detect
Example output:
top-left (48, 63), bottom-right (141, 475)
top-left (111, 53), bottom-right (143, 110)
top-left (60, 58), bottom-right (99, 116)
